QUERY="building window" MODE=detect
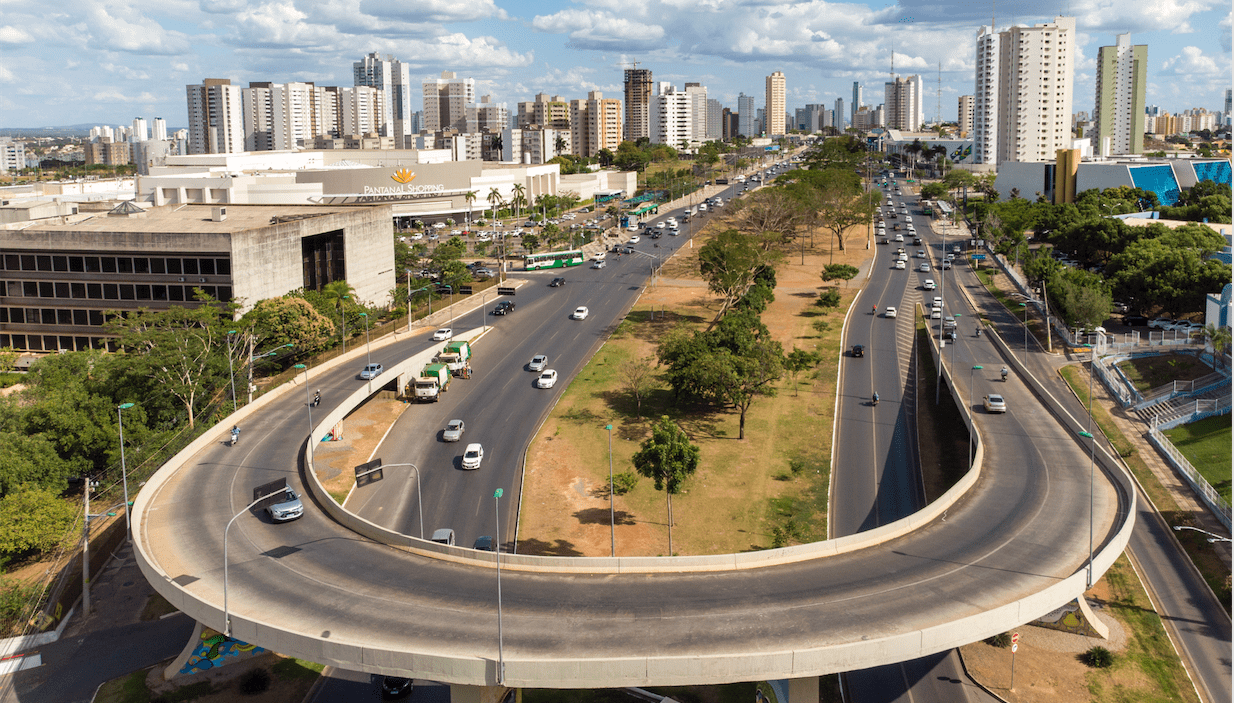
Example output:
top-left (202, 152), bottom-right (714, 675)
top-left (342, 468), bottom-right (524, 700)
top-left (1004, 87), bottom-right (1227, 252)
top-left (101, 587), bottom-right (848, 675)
top-left (20, 255), bottom-right (35, 271)
top-left (57, 309), bottom-right (73, 325)
top-left (199, 259), bottom-right (216, 276)
top-left (87, 283), bottom-right (102, 299)
top-left (216, 259), bottom-right (231, 276)
top-left (183, 258), bottom-right (199, 275)
top-left (167, 258), bottom-right (182, 275)
top-left (116, 257), bottom-right (133, 274)
top-left (150, 258), bottom-right (166, 274)
top-left (39, 282), bottom-right (53, 298)
top-left (84, 257), bottom-right (101, 273)
top-left (119, 284), bottom-right (135, 300)
top-left (71, 282), bottom-right (85, 298)
top-left (69, 256), bottom-right (84, 273)
top-left (169, 286), bottom-right (184, 302)
top-left (103, 283), bottom-right (119, 300)
top-left (54, 282), bottom-right (70, 298)
top-left (134, 257), bottom-right (150, 274)
top-left (52, 256), bottom-right (68, 272)
top-left (3, 255), bottom-right (17, 271)
top-left (23, 281), bottom-right (37, 297)
top-left (88, 310), bottom-right (104, 326)
top-left (153, 285), bottom-right (168, 301)
top-left (101, 257), bottom-right (117, 273)
top-left (36, 255), bottom-right (52, 272)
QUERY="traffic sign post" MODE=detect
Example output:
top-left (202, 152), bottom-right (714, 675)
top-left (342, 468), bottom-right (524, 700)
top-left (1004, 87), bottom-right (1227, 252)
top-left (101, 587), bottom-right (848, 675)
top-left (1010, 632), bottom-right (1020, 690)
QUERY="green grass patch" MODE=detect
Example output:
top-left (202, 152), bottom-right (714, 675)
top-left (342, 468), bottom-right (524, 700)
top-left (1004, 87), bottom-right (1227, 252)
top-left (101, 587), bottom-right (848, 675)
top-left (974, 267), bottom-right (1049, 345)
top-left (1060, 365), bottom-right (1231, 615)
top-left (0, 372), bottom-right (22, 389)
top-left (1163, 414), bottom-right (1232, 504)
top-left (94, 670), bottom-right (214, 703)
top-left (915, 315), bottom-right (971, 502)
top-left (328, 489), bottom-right (350, 505)
top-left (1118, 354), bottom-right (1214, 393)
top-left (1087, 556), bottom-right (1203, 703)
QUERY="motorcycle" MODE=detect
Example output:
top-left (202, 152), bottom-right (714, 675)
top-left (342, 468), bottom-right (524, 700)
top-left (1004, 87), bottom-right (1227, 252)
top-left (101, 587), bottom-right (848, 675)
top-left (872, 393), bottom-right (880, 407)
top-left (312, 391), bottom-right (321, 408)
top-left (230, 428), bottom-right (240, 446)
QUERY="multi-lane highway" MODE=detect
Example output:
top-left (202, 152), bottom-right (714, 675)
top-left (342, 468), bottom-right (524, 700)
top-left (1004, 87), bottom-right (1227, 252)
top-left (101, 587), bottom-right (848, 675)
top-left (132, 162), bottom-right (1134, 691)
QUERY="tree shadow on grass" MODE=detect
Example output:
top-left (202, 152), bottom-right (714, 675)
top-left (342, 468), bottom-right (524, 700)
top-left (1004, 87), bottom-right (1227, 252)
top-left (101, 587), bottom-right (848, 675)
top-left (619, 309), bottom-right (707, 343)
top-left (573, 507), bottom-right (637, 526)
top-left (516, 538), bottom-right (583, 557)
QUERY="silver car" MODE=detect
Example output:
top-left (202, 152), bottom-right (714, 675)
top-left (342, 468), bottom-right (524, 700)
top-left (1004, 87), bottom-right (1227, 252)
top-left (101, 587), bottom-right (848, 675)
top-left (266, 487), bottom-right (304, 522)
top-left (443, 419), bottom-right (465, 442)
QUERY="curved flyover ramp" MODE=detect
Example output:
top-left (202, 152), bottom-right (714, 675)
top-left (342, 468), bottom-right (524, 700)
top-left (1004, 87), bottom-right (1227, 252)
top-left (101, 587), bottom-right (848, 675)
top-left (133, 326), bottom-right (1135, 689)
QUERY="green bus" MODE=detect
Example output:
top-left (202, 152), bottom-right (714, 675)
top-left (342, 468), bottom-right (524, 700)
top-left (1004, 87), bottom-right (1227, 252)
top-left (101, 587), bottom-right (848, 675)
top-left (524, 249), bottom-right (584, 270)
top-left (922, 201), bottom-right (934, 216)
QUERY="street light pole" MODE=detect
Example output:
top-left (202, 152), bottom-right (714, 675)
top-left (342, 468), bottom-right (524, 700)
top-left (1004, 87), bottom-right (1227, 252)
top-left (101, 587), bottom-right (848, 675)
top-left (405, 269), bottom-right (413, 333)
top-left (606, 423), bottom-right (615, 557)
top-left (117, 402), bottom-right (135, 542)
top-left (494, 488), bottom-right (505, 685)
top-left (359, 312), bottom-right (371, 368)
top-left (226, 330), bottom-right (238, 414)
top-left (970, 365), bottom-right (983, 467)
top-left (340, 295), bottom-right (350, 354)
top-left (1083, 343), bottom-right (1097, 587)
top-left (381, 463), bottom-right (424, 539)
top-left (1172, 525), bottom-right (1232, 543)
top-left (223, 487), bottom-right (289, 638)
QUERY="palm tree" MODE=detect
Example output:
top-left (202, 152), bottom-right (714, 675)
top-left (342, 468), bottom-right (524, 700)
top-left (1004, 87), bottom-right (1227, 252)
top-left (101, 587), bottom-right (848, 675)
top-left (321, 280), bottom-right (356, 347)
top-left (511, 183), bottom-right (526, 221)
top-left (904, 139), bottom-right (924, 175)
top-left (463, 190), bottom-right (477, 229)
top-left (1202, 324), bottom-right (1232, 370)
top-left (554, 135), bottom-right (567, 156)
top-left (487, 187), bottom-right (503, 222)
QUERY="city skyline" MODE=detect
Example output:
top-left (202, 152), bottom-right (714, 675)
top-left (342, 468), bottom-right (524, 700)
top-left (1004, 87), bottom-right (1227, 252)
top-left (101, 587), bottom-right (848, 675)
top-left (0, 0), bottom-right (1229, 129)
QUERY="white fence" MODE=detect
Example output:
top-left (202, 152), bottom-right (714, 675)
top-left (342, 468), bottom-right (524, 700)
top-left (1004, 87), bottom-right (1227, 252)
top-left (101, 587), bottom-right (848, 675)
top-left (1148, 411), bottom-right (1232, 531)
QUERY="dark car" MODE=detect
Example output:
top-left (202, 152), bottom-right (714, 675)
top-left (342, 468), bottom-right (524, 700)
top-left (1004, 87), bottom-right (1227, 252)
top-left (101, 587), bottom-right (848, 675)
top-left (913, 237), bottom-right (923, 245)
top-left (851, 344), bottom-right (865, 358)
top-left (473, 535), bottom-right (496, 552)
top-left (492, 300), bottom-right (515, 315)
top-left (1123, 315), bottom-right (1149, 326)
top-left (381, 676), bottom-right (413, 699)
top-left (549, 277), bottom-right (566, 287)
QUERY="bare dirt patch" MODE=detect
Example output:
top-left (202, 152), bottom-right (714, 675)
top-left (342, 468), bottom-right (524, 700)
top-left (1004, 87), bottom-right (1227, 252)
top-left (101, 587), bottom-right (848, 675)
top-left (310, 397), bottom-right (408, 502)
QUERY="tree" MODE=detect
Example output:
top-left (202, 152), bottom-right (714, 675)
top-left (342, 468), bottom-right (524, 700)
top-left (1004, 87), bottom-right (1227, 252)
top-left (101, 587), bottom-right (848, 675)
top-left (1201, 325), bottom-right (1232, 370)
top-left (597, 148), bottom-right (615, 167)
top-left (821, 264), bottom-right (860, 286)
top-left (463, 190), bottom-right (477, 228)
top-left (521, 232), bottom-right (540, 253)
top-left (619, 358), bottom-right (658, 419)
top-left (511, 183), bottom-right (526, 221)
top-left (815, 179), bottom-right (877, 261)
top-left (1106, 228), bottom-right (1230, 316)
top-left (108, 293), bottom-right (236, 429)
top-left (697, 229), bottom-right (769, 325)
top-left (631, 416), bottom-right (700, 555)
top-left (0, 485), bottom-right (77, 556)
top-left (802, 135), bottom-right (867, 170)
top-left (244, 297), bottom-right (335, 354)
top-left (321, 279), bottom-right (357, 341)
top-left (785, 349), bottom-right (820, 396)
top-left (487, 187), bottom-right (503, 221)
top-left (0, 347), bottom-right (16, 373)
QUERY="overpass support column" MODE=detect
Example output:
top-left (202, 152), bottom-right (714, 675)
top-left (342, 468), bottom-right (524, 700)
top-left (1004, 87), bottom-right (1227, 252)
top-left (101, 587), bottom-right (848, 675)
top-left (788, 676), bottom-right (819, 703)
top-left (450, 684), bottom-right (512, 703)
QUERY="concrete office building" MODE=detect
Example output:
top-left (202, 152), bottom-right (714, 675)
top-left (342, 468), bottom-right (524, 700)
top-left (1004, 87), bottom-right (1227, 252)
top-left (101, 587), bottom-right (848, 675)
top-left (958, 95), bottom-right (975, 137)
top-left (0, 203), bottom-right (395, 353)
top-left (85, 139), bottom-right (131, 166)
top-left (1091, 33), bottom-right (1147, 156)
top-left (683, 83), bottom-right (709, 144)
top-left (884, 75), bottom-right (924, 132)
top-left (852, 82), bottom-right (862, 124)
top-left (354, 53), bottom-right (416, 148)
top-left (466, 95), bottom-right (508, 135)
top-left (834, 98), bottom-right (846, 131)
top-left (186, 79), bottom-right (245, 155)
top-left (623, 68), bottom-right (653, 141)
top-left (423, 71), bottom-right (475, 133)
top-left (0, 139), bottom-right (26, 172)
top-left (738, 93), bottom-right (756, 137)
top-left (973, 16), bottom-right (1076, 164)
top-left (707, 99), bottom-right (723, 140)
top-left (765, 71), bottom-right (786, 136)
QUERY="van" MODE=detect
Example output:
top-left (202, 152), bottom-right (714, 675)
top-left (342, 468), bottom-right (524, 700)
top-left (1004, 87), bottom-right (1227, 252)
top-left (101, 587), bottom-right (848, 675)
top-left (431, 529), bottom-right (456, 546)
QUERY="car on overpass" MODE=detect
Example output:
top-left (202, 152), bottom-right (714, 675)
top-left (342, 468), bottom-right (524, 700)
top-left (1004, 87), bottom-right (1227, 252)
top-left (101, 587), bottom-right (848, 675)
top-left (461, 443), bottom-right (484, 470)
top-left (266, 487), bottom-right (304, 522)
top-left (443, 420), bottom-right (465, 442)
top-left (984, 394), bottom-right (1008, 413)
top-left (360, 363), bottom-right (384, 380)
top-left (432, 329), bottom-right (453, 341)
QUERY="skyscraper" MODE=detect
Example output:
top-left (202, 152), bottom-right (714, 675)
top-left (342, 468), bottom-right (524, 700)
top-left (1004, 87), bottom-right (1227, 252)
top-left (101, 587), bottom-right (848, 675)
top-left (423, 71), bottom-right (475, 133)
top-left (765, 71), bottom-right (786, 136)
top-left (737, 93), bottom-right (756, 137)
top-left (834, 98), bottom-right (845, 131)
top-left (152, 117), bottom-right (167, 141)
top-left (624, 68), bottom-right (653, 141)
top-left (706, 99), bottom-right (723, 140)
top-left (354, 53), bottom-right (415, 148)
top-left (131, 117), bottom-right (148, 142)
top-left (958, 95), bottom-right (975, 137)
top-left (186, 79), bottom-right (244, 154)
top-left (1091, 33), bottom-right (1147, 156)
top-left (973, 16), bottom-right (1076, 164)
top-left (852, 82), bottom-right (862, 124)
top-left (884, 76), bottom-right (923, 131)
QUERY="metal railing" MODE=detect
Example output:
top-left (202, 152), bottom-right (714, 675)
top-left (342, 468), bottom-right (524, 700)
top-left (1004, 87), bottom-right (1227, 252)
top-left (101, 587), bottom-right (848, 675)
top-left (1148, 413), bottom-right (1233, 531)
top-left (1136, 371), bottom-right (1229, 410)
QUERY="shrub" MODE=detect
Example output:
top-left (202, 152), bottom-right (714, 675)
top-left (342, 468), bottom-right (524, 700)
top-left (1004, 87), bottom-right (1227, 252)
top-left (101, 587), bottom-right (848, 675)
top-left (815, 289), bottom-right (842, 309)
top-left (612, 472), bottom-right (639, 495)
top-left (239, 668), bottom-right (271, 694)
top-left (1083, 645), bottom-right (1114, 668)
top-left (985, 632), bottom-right (1012, 648)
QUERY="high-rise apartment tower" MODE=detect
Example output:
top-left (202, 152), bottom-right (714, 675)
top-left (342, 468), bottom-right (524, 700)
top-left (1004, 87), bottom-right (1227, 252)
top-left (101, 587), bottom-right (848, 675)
top-left (765, 71), bottom-right (786, 136)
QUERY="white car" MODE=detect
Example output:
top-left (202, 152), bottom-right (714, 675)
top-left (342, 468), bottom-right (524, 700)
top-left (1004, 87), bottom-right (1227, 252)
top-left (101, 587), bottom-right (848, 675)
top-left (572, 306), bottom-right (589, 320)
top-left (894, 260), bottom-right (906, 270)
top-left (443, 419), bottom-right (465, 442)
top-left (984, 394), bottom-right (1008, 413)
top-left (359, 363), bottom-right (383, 380)
top-left (409, 232), bottom-right (423, 240)
top-left (529, 354), bottom-right (548, 372)
top-left (656, 222), bottom-right (666, 229)
top-left (432, 328), bottom-right (453, 341)
top-left (931, 309), bottom-right (942, 319)
top-left (592, 260), bottom-right (607, 269)
top-left (461, 443), bottom-right (484, 470)
top-left (923, 279), bottom-right (937, 291)
top-left (885, 307), bottom-right (897, 318)
top-left (919, 262), bottom-right (931, 272)
top-left (933, 297), bottom-right (944, 308)
top-left (941, 261), bottom-right (952, 270)
top-left (917, 250), bottom-right (926, 258)
top-left (628, 235), bottom-right (641, 244)
top-left (536, 369), bottom-right (558, 388)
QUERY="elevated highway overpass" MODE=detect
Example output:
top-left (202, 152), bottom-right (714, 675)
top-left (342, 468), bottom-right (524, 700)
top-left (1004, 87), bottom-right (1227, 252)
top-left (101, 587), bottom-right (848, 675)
top-left (132, 310), bottom-right (1134, 690)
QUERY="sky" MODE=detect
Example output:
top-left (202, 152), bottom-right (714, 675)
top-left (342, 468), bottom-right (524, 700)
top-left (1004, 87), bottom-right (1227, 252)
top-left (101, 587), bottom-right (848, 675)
top-left (0, 0), bottom-right (1229, 130)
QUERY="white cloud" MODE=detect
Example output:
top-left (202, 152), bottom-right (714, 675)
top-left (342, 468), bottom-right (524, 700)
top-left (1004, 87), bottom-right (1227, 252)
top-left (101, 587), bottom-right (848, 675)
top-left (0, 65), bottom-right (14, 83)
top-left (1161, 45), bottom-right (1221, 75)
top-left (0, 26), bottom-right (35, 44)
top-left (84, 3), bottom-right (192, 55)
top-left (230, 2), bottom-right (339, 49)
top-left (533, 8), bottom-right (666, 49)
top-left (358, 0), bottom-right (508, 24)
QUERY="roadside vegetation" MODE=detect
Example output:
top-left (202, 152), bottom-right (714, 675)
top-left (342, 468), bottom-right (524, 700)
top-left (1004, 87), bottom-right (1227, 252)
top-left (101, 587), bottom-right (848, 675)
top-left (1163, 414), bottom-right (1232, 504)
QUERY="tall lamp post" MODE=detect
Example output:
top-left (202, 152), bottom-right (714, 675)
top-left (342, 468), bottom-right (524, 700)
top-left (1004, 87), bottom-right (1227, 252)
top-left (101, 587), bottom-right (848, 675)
top-left (223, 485), bottom-right (292, 638)
top-left (1079, 341), bottom-right (1098, 588)
top-left (969, 365), bottom-right (983, 467)
top-left (226, 330), bottom-right (238, 414)
top-left (340, 295), bottom-right (350, 353)
top-left (359, 312), bottom-right (371, 369)
top-left (405, 270), bottom-right (413, 333)
top-left (606, 423), bottom-right (615, 557)
top-left (493, 488), bottom-right (506, 685)
top-left (117, 402), bottom-right (135, 542)
top-left (1172, 525), bottom-right (1232, 543)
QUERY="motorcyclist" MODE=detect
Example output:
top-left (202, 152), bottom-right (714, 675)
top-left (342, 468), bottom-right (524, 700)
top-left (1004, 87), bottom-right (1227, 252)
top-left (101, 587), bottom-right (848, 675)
top-left (230, 425), bottom-right (240, 445)
top-left (1001, 366), bottom-right (1009, 381)
top-left (872, 305), bottom-right (878, 315)
top-left (313, 390), bottom-right (321, 406)
top-left (872, 392), bottom-right (879, 406)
